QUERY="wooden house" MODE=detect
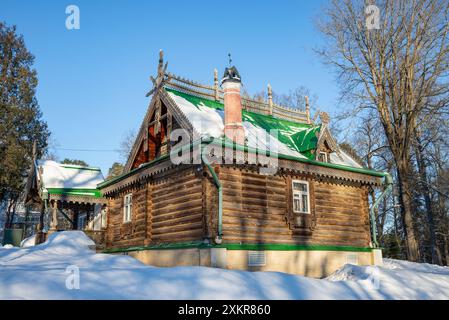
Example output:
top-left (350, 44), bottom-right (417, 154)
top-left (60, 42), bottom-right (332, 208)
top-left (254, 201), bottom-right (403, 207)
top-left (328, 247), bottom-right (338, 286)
top-left (24, 160), bottom-right (107, 246)
top-left (98, 52), bottom-right (391, 277)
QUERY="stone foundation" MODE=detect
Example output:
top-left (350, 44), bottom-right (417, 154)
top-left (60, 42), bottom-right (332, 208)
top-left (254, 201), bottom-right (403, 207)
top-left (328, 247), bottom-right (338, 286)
top-left (124, 246), bottom-right (382, 278)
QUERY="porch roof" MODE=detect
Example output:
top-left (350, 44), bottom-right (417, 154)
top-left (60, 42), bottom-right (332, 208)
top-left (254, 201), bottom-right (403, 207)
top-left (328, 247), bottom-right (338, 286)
top-left (37, 161), bottom-right (104, 199)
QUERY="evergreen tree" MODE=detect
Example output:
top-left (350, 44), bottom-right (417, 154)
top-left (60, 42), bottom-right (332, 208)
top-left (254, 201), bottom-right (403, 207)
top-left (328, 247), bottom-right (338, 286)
top-left (0, 21), bottom-right (49, 228)
top-left (61, 158), bottom-right (89, 167)
top-left (107, 162), bottom-right (124, 179)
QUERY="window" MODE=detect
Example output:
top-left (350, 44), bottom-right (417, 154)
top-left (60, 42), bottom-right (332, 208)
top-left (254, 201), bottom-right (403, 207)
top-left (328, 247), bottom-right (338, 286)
top-left (292, 180), bottom-right (310, 214)
top-left (77, 213), bottom-right (87, 230)
top-left (318, 151), bottom-right (329, 163)
top-left (123, 194), bottom-right (132, 222)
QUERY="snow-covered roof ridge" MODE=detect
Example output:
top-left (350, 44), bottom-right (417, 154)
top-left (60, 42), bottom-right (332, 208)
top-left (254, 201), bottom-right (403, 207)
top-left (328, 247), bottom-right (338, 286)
top-left (37, 160), bottom-right (104, 191)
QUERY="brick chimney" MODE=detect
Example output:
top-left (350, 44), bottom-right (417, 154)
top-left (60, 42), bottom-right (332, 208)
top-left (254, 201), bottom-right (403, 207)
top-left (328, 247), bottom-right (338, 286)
top-left (221, 66), bottom-right (245, 145)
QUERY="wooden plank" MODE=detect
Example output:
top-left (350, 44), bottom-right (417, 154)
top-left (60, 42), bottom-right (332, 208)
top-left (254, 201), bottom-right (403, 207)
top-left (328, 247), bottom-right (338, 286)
top-left (223, 216), bottom-right (288, 228)
top-left (153, 202), bottom-right (203, 217)
top-left (152, 212), bottom-right (203, 228)
top-left (152, 221), bottom-right (203, 235)
top-left (224, 225), bottom-right (292, 236)
top-left (152, 207), bottom-right (202, 222)
top-left (153, 191), bottom-right (202, 208)
top-left (151, 228), bottom-right (203, 240)
top-left (153, 197), bottom-right (203, 211)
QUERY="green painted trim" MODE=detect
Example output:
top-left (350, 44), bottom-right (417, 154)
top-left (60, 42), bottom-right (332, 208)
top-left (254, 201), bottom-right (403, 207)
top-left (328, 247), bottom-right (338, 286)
top-left (59, 164), bottom-right (102, 172)
top-left (370, 174), bottom-right (393, 247)
top-left (102, 241), bottom-right (205, 253)
top-left (98, 155), bottom-right (170, 189)
top-left (100, 138), bottom-right (385, 192)
top-left (102, 242), bottom-right (373, 254)
top-left (165, 87), bottom-right (321, 156)
top-left (46, 188), bottom-right (102, 198)
top-left (216, 243), bottom-right (373, 252)
top-left (206, 139), bottom-right (387, 178)
top-left (201, 144), bottom-right (223, 238)
top-left (97, 139), bottom-right (203, 190)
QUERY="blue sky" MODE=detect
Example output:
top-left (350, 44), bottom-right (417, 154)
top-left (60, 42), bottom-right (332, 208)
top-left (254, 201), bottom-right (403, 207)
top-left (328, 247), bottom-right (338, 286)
top-left (1, 0), bottom-right (340, 175)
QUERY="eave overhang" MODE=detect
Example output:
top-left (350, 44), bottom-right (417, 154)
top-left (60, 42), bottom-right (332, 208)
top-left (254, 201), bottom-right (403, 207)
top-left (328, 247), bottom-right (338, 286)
top-left (98, 139), bottom-right (386, 196)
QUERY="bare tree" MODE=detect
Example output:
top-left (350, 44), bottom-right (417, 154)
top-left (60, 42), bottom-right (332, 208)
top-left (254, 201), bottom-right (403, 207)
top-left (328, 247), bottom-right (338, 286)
top-left (317, 0), bottom-right (449, 261)
top-left (119, 129), bottom-right (136, 162)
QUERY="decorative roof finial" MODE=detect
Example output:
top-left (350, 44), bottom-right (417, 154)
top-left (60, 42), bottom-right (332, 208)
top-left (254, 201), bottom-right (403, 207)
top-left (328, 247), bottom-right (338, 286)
top-left (319, 111), bottom-right (330, 125)
top-left (267, 84), bottom-right (273, 116)
top-left (158, 49), bottom-right (164, 77)
top-left (214, 68), bottom-right (219, 101)
top-left (305, 96), bottom-right (311, 124)
top-left (228, 53), bottom-right (232, 67)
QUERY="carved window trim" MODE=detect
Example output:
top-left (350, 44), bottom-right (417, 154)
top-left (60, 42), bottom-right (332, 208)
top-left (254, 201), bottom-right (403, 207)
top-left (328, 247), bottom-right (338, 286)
top-left (291, 180), bottom-right (310, 214)
top-left (286, 176), bottom-right (317, 231)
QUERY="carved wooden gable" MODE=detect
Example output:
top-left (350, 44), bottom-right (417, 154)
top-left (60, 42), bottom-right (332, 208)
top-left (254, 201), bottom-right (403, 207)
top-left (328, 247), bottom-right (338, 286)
top-left (314, 125), bottom-right (338, 161)
top-left (124, 89), bottom-right (194, 173)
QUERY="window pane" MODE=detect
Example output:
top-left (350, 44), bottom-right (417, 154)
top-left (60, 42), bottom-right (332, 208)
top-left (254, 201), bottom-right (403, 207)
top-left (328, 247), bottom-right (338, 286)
top-left (293, 182), bottom-right (307, 192)
top-left (302, 195), bottom-right (308, 213)
top-left (125, 194), bottom-right (132, 206)
top-left (293, 199), bottom-right (301, 212)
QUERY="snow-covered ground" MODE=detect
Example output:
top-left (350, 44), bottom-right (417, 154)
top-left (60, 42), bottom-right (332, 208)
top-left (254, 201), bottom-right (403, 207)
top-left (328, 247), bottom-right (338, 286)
top-left (1, 231), bottom-right (448, 300)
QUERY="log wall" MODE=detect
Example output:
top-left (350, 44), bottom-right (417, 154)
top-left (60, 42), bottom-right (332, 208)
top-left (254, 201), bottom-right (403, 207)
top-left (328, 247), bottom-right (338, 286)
top-left (219, 166), bottom-right (371, 247)
top-left (106, 166), bottom-right (204, 249)
top-left (150, 167), bottom-right (204, 243)
top-left (106, 164), bottom-right (372, 250)
top-left (105, 185), bottom-right (147, 248)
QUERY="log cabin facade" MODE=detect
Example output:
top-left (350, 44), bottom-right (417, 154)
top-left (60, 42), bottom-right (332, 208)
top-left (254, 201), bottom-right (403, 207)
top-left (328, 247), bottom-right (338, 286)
top-left (98, 52), bottom-right (388, 277)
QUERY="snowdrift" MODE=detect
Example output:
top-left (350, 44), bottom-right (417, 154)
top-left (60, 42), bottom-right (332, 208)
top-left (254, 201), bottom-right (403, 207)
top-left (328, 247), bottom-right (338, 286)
top-left (0, 231), bottom-right (448, 300)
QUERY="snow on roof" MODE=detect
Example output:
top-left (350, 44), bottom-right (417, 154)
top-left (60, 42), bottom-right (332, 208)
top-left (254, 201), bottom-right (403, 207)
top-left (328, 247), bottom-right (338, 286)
top-left (166, 88), bottom-right (312, 159)
top-left (329, 150), bottom-right (363, 168)
top-left (166, 88), bottom-right (364, 167)
top-left (37, 160), bottom-right (104, 191)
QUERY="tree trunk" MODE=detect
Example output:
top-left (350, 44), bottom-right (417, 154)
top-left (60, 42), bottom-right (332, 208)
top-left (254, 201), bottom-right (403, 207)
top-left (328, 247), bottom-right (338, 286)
top-left (5, 200), bottom-right (14, 229)
top-left (396, 162), bottom-right (420, 262)
top-left (413, 134), bottom-right (441, 265)
top-left (444, 236), bottom-right (449, 266)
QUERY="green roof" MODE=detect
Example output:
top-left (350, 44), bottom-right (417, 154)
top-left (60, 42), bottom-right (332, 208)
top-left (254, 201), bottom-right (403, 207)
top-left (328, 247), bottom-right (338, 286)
top-left (46, 188), bottom-right (102, 198)
top-left (98, 88), bottom-right (388, 190)
top-left (165, 87), bottom-right (320, 159)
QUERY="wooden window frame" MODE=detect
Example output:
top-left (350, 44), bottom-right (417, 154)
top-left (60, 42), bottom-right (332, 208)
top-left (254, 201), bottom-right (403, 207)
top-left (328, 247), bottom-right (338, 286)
top-left (292, 180), bottom-right (310, 214)
top-left (286, 177), bottom-right (316, 231)
top-left (318, 151), bottom-right (329, 163)
top-left (123, 193), bottom-right (132, 223)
